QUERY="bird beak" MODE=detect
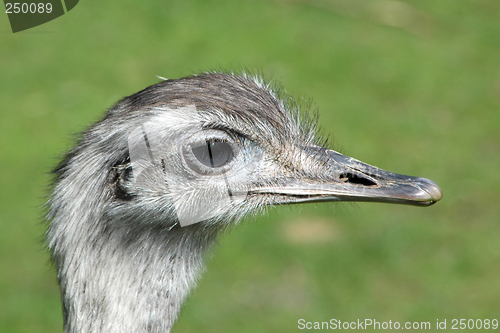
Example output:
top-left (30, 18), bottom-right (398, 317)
top-left (250, 147), bottom-right (443, 206)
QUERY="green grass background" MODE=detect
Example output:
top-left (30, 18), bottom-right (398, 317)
top-left (1, 0), bottom-right (499, 332)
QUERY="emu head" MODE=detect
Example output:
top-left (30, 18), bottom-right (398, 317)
top-left (51, 73), bottom-right (442, 238)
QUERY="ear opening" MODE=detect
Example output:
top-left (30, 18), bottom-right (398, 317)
top-left (112, 152), bottom-right (136, 201)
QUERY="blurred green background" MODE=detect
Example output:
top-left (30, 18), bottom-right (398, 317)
top-left (1, 0), bottom-right (499, 332)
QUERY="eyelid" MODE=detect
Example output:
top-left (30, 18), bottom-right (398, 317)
top-left (190, 137), bottom-right (230, 148)
top-left (202, 124), bottom-right (250, 142)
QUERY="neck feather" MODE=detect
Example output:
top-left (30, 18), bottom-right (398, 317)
top-left (52, 218), bottom-right (218, 333)
top-left (48, 168), bottom-right (221, 333)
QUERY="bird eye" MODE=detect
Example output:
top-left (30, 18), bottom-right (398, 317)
top-left (191, 139), bottom-right (233, 168)
top-left (182, 135), bottom-right (237, 175)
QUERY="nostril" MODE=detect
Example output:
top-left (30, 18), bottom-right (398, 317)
top-left (339, 173), bottom-right (377, 186)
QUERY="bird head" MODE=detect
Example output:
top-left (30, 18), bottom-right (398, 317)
top-left (79, 72), bottom-right (442, 232)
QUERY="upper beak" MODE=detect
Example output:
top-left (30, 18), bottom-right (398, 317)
top-left (251, 147), bottom-right (443, 206)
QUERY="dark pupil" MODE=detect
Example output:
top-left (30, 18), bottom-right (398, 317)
top-left (192, 140), bottom-right (233, 168)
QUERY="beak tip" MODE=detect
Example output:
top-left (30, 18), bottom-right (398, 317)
top-left (417, 177), bottom-right (443, 205)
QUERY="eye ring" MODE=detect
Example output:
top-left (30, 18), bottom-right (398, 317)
top-left (182, 131), bottom-right (238, 175)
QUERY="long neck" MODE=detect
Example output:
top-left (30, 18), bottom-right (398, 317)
top-left (61, 231), bottom-right (210, 332)
top-left (52, 218), bottom-right (218, 333)
top-left (48, 162), bottom-right (220, 333)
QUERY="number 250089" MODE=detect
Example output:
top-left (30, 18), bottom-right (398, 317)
top-left (5, 3), bottom-right (53, 14)
top-left (451, 319), bottom-right (498, 329)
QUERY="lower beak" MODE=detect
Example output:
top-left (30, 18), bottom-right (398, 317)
top-left (251, 147), bottom-right (443, 206)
